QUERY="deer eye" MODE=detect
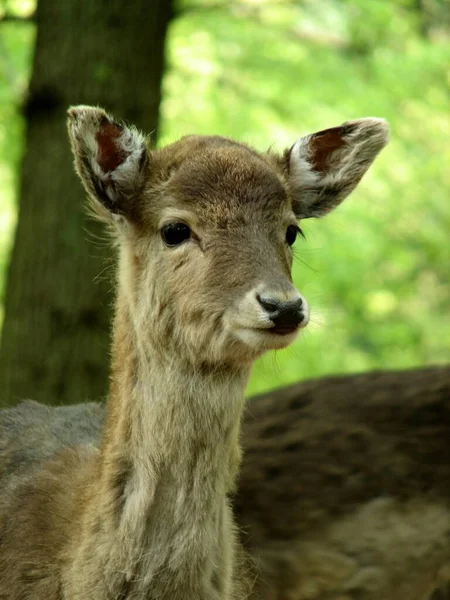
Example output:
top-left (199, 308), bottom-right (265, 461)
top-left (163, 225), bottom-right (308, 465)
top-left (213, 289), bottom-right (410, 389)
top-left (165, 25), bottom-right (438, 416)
top-left (161, 223), bottom-right (191, 247)
top-left (285, 225), bottom-right (303, 246)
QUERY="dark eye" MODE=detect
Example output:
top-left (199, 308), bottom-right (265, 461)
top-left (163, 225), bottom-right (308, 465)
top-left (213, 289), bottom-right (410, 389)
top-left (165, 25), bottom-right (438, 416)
top-left (161, 223), bottom-right (191, 247)
top-left (285, 225), bottom-right (303, 246)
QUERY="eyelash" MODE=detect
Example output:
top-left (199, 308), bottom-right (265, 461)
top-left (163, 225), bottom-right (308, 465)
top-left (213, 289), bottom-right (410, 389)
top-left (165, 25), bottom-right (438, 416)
top-left (285, 225), bottom-right (306, 246)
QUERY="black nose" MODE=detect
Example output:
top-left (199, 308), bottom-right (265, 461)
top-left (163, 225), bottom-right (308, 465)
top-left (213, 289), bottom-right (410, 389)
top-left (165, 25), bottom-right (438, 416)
top-left (257, 295), bottom-right (304, 334)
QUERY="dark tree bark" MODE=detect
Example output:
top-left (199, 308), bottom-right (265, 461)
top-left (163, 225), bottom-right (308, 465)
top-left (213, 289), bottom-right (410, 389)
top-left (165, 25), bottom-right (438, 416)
top-left (0, 0), bottom-right (173, 406)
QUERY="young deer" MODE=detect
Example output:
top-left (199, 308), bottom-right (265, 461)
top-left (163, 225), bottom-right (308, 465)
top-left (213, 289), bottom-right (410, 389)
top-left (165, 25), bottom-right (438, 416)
top-left (0, 106), bottom-right (388, 599)
top-left (236, 365), bottom-right (450, 600)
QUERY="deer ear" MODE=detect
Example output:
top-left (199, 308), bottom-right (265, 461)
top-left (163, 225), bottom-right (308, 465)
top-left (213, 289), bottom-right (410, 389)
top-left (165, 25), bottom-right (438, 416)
top-left (67, 105), bottom-right (149, 223)
top-left (286, 118), bottom-right (389, 218)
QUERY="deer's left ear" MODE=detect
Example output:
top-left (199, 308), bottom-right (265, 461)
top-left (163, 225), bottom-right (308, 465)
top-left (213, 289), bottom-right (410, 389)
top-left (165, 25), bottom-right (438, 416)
top-left (286, 118), bottom-right (389, 218)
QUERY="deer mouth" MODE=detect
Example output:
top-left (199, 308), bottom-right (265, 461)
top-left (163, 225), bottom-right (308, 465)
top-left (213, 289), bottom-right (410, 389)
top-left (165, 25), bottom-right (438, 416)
top-left (266, 323), bottom-right (300, 336)
top-left (231, 325), bottom-right (300, 354)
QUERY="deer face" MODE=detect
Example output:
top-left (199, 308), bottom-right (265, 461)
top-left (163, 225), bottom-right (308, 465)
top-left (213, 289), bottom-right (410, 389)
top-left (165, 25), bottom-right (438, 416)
top-left (68, 107), bottom-right (388, 367)
top-left (150, 138), bottom-right (307, 365)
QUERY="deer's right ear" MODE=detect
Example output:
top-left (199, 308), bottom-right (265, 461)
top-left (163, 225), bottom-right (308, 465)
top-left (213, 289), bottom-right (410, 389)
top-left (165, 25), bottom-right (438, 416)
top-left (67, 106), bottom-right (149, 222)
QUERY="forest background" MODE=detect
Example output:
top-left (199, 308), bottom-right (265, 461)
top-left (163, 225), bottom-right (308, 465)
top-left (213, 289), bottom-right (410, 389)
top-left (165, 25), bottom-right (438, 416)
top-left (0, 0), bottom-right (449, 404)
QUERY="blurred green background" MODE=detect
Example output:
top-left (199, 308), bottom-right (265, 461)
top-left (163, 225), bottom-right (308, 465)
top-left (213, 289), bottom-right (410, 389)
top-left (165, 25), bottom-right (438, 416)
top-left (0, 0), bottom-right (449, 397)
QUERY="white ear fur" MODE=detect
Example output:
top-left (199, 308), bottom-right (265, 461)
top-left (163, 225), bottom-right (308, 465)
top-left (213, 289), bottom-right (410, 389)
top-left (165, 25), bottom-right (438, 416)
top-left (67, 105), bottom-right (148, 222)
top-left (289, 118), bottom-right (389, 218)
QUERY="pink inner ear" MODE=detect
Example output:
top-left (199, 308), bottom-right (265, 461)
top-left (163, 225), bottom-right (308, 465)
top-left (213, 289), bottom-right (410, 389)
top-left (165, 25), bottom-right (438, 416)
top-left (96, 122), bottom-right (129, 172)
top-left (309, 126), bottom-right (347, 172)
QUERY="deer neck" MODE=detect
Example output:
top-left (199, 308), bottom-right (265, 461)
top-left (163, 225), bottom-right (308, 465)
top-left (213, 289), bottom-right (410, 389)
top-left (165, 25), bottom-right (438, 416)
top-left (104, 299), bottom-right (248, 508)
top-left (92, 256), bottom-right (250, 590)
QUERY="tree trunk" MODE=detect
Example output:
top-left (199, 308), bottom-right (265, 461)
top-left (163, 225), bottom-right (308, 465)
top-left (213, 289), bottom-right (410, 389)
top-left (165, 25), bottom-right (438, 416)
top-left (0, 0), bottom-right (173, 406)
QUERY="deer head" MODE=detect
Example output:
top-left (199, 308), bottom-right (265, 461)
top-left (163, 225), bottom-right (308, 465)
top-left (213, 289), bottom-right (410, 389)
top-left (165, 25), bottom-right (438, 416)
top-left (68, 106), bottom-right (388, 368)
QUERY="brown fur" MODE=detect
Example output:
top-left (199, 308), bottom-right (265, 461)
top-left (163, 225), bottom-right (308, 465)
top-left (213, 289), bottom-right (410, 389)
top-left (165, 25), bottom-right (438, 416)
top-left (235, 365), bottom-right (450, 600)
top-left (0, 106), bottom-right (387, 599)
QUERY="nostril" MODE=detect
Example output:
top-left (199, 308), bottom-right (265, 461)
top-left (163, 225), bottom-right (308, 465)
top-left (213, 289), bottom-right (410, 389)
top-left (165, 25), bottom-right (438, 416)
top-left (256, 295), bottom-right (281, 315)
top-left (291, 297), bottom-right (303, 311)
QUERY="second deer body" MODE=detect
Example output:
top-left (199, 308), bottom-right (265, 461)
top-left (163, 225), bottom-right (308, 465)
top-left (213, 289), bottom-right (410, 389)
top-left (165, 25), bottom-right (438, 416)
top-left (238, 365), bottom-right (450, 600)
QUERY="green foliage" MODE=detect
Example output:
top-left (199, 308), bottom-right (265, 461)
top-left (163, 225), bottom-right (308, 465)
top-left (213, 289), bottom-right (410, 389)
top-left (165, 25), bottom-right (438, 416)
top-left (1, 0), bottom-right (449, 393)
top-left (0, 0), bottom-right (35, 325)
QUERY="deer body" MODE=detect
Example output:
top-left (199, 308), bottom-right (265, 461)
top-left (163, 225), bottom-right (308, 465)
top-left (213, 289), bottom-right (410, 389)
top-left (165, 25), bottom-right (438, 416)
top-left (0, 107), bottom-right (387, 598)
